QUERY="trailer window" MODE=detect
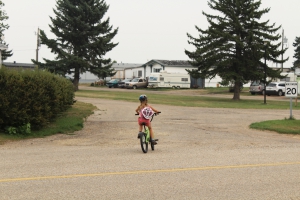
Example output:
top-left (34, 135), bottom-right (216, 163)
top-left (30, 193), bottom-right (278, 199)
top-left (149, 77), bottom-right (157, 81)
top-left (160, 77), bottom-right (164, 81)
top-left (181, 78), bottom-right (188, 81)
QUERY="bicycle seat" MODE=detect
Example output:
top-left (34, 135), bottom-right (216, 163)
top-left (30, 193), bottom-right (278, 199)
top-left (141, 122), bottom-right (146, 126)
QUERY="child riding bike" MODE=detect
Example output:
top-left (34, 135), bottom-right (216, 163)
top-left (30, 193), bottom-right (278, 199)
top-left (135, 94), bottom-right (160, 144)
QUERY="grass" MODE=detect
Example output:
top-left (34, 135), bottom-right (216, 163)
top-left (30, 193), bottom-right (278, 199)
top-left (250, 118), bottom-right (300, 135)
top-left (0, 101), bottom-right (97, 144)
top-left (75, 89), bottom-right (299, 110)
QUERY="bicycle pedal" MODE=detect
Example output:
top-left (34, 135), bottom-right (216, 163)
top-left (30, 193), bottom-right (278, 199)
top-left (154, 139), bottom-right (159, 141)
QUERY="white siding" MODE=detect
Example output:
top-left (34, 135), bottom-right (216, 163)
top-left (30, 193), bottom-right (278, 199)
top-left (124, 69), bottom-right (132, 78)
top-left (205, 75), bottom-right (222, 87)
top-left (165, 67), bottom-right (194, 74)
top-left (146, 66), bottom-right (152, 77)
top-left (125, 67), bottom-right (145, 79)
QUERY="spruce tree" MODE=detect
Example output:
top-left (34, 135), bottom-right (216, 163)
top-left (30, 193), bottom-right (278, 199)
top-left (185, 0), bottom-right (287, 100)
top-left (292, 37), bottom-right (300, 70)
top-left (34, 0), bottom-right (118, 90)
top-left (0, 0), bottom-right (13, 61)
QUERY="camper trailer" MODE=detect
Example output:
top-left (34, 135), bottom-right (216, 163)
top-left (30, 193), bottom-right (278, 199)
top-left (148, 71), bottom-right (190, 88)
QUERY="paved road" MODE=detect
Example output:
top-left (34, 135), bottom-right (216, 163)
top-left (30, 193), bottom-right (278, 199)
top-left (1, 96), bottom-right (300, 199)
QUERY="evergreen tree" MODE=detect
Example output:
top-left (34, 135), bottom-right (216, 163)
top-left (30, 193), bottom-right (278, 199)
top-left (185, 0), bottom-right (287, 100)
top-left (92, 61), bottom-right (116, 81)
top-left (292, 37), bottom-right (300, 70)
top-left (33, 0), bottom-right (118, 90)
top-left (0, 0), bottom-right (13, 61)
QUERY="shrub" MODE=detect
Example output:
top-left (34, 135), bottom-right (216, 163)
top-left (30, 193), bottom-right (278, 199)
top-left (0, 68), bottom-right (74, 131)
top-left (5, 123), bottom-right (31, 136)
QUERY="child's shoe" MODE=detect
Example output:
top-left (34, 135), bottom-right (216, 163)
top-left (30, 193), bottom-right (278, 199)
top-left (151, 139), bottom-right (157, 145)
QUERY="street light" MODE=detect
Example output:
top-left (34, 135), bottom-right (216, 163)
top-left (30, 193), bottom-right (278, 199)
top-left (0, 43), bottom-right (8, 69)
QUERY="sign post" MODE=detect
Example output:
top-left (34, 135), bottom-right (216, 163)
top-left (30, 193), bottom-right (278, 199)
top-left (285, 82), bottom-right (298, 119)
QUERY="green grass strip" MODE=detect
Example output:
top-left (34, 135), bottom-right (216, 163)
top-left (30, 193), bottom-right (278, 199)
top-left (75, 89), bottom-right (300, 110)
top-left (250, 119), bottom-right (300, 134)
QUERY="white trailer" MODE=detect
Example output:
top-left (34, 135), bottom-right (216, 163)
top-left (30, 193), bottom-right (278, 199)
top-left (148, 71), bottom-right (190, 88)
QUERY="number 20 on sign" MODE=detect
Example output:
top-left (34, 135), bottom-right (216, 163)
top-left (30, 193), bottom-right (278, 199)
top-left (285, 82), bottom-right (298, 98)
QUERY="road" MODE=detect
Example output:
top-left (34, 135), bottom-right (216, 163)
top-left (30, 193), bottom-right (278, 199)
top-left (1, 89), bottom-right (300, 199)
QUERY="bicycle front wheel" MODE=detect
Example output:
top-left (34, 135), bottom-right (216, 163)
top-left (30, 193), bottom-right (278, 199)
top-left (140, 133), bottom-right (148, 153)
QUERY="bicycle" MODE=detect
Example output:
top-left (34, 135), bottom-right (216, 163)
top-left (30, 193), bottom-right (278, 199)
top-left (136, 112), bottom-right (161, 153)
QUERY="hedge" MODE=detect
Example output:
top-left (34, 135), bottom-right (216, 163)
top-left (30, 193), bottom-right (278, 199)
top-left (0, 68), bottom-right (74, 132)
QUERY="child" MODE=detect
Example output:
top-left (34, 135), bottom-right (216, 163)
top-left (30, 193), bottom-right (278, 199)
top-left (135, 94), bottom-right (159, 144)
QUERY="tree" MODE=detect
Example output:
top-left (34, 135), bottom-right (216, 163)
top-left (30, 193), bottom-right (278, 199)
top-left (185, 0), bottom-right (287, 100)
top-left (292, 37), bottom-right (300, 70)
top-left (0, 0), bottom-right (13, 61)
top-left (92, 61), bottom-right (116, 81)
top-left (33, 0), bottom-right (118, 90)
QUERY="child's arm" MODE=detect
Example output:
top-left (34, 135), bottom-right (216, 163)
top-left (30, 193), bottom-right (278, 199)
top-left (149, 106), bottom-right (159, 113)
top-left (135, 106), bottom-right (140, 114)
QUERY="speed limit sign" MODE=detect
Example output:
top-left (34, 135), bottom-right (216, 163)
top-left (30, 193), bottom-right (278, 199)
top-left (285, 82), bottom-right (298, 98)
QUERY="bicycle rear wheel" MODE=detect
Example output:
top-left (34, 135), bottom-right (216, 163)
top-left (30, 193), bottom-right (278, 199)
top-left (140, 133), bottom-right (148, 153)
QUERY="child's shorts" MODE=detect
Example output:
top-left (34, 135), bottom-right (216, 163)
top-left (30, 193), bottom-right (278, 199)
top-left (138, 117), bottom-right (151, 127)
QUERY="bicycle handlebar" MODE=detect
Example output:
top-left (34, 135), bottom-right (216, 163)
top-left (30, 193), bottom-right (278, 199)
top-left (135, 112), bottom-right (161, 116)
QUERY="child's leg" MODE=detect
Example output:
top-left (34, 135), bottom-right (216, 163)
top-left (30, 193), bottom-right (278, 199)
top-left (138, 118), bottom-right (143, 132)
top-left (137, 124), bottom-right (143, 138)
top-left (148, 125), bottom-right (154, 139)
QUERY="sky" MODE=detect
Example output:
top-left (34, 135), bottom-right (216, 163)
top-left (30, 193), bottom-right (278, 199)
top-left (2, 0), bottom-right (300, 69)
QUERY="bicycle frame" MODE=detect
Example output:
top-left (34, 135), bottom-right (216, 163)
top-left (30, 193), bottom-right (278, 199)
top-left (144, 126), bottom-right (150, 143)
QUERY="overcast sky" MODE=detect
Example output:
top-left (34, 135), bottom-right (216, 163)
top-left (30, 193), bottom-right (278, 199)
top-left (3, 0), bottom-right (300, 69)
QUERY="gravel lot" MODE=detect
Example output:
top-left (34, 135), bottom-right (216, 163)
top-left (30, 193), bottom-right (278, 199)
top-left (1, 89), bottom-right (300, 200)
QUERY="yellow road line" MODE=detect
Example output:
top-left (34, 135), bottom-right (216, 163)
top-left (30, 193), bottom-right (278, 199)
top-left (1, 161), bottom-right (300, 183)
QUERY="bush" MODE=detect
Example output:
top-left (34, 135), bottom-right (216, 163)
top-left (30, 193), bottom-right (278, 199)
top-left (5, 123), bottom-right (31, 136)
top-left (0, 68), bottom-right (74, 132)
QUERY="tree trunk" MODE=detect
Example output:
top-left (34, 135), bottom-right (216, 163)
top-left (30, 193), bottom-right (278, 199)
top-left (73, 79), bottom-right (79, 91)
top-left (73, 67), bottom-right (80, 91)
top-left (232, 82), bottom-right (240, 100)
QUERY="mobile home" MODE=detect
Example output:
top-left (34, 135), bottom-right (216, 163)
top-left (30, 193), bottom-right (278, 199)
top-left (148, 71), bottom-right (190, 88)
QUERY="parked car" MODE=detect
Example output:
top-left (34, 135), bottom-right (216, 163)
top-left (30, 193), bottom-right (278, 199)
top-left (106, 79), bottom-right (121, 88)
top-left (249, 81), bottom-right (265, 95)
top-left (118, 79), bottom-right (132, 88)
top-left (125, 78), bottom-right (148, 89)
top-left (265, 82), bottom-right (286, 96)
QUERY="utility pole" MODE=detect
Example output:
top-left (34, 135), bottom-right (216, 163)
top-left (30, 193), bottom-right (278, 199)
top-left (264, 43), bottom-right (267, 104)
top-left (281, 29), bottom-right (284, 72)
top-left (36, 27), bottom-right (40, 64)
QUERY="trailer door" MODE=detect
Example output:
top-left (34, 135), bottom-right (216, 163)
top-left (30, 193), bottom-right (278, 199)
top-left (160, 76), bottom-right (165, 87)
